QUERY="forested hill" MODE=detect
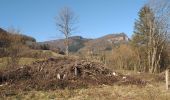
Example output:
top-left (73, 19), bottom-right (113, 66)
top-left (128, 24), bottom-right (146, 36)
top-left (42, 33), bottom-right (129, 53)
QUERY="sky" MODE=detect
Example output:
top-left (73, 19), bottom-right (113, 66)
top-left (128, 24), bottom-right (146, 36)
top-left (0, 0), bottom-right (147, 42)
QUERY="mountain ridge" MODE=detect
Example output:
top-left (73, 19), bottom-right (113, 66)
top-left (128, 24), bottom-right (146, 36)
top-left (42, 33), bottom-right (129, 53)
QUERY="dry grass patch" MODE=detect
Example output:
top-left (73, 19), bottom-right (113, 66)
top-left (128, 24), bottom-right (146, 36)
top-left (2, 83), bottom-right (170, 100)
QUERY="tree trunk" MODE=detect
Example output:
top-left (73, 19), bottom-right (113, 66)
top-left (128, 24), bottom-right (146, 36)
top-left (65, 36), bottom-right (69, 56)
top-left (66, 44), bottom-right (69, 56)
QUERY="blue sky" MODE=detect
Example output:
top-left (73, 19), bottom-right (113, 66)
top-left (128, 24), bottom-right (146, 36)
top-left (0, 0), bottom-right (146, 42)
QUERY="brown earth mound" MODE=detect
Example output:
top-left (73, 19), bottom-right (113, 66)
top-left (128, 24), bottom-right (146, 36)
top-left (0, 57), bottom-right (146, 91)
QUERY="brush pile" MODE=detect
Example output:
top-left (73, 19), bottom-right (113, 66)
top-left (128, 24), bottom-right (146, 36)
top-left (0, 57), bottom-right (146, 90)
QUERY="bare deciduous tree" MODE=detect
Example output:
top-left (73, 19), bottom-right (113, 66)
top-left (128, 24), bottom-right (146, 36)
top-left (55, 7), bottom-right (77, 56)
top-left (131, 0), bottom-right (170, 73)
top-left (146, 0), bottom-right (170, 73)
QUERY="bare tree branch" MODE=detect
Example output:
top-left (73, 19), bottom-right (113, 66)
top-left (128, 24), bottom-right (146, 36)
top-left (55, 7), bottom-right (78, 56)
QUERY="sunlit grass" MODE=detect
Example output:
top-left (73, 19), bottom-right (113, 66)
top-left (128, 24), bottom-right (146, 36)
top-left (0, 57), bottom-right (44, 69)
top-left (2, 83), bottom-right (170, 100)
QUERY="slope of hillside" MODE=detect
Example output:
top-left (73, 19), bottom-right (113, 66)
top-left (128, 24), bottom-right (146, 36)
top-left (42, 36), bottom-right (91, 52)
top-left (41, 33), bottom-right (129, 53)
top-left (79, 33), bottom-right (129, 53)
top-left (0, 28), bottom-right (36, 43)
top-left (0, 28), bottom-right (39, 57)
top-left (0, 28), bottom-right (7, 34)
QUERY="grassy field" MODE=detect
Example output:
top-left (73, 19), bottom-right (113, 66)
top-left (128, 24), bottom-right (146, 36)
top-left (0, 50), bottom-right (63, 69)
top-left (2, 82), bottom-right (170, 100)
top-left (1, 69), bottom-right (170, 100)
top-left (0, 53), bottom-right (170, 100)
top-left (0, 57), bottom-right (43, 70)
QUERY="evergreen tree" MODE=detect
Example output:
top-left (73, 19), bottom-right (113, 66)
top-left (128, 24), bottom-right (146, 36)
top-left (131, 0), bottom-right (170, 73)
top-left (131, 6), bottom-right (154, 72)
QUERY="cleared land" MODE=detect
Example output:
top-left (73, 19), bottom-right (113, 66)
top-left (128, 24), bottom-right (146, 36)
top-left (0, 72), bottom-right (169, 100)
top-left (0, 55), bottom-right (169, 100)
